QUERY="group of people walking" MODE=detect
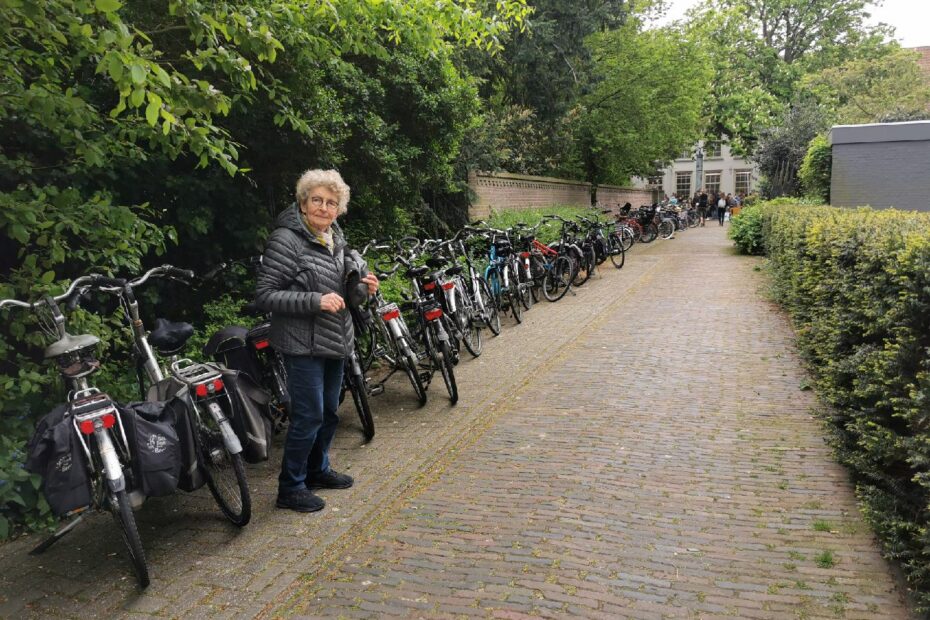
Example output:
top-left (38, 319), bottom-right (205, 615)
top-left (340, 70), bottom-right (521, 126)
top-left (662, 190), bottom-right (744, 227)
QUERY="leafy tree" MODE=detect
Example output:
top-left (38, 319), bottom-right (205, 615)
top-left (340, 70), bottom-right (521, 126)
top-left (575, 24), bottom-right (711, 185)
top-left (802, 47), bottom-right (930, 125)
top-left (751, 101), bottom-right (828, 197)
top-left (685, 0), bottom-right (890, 152)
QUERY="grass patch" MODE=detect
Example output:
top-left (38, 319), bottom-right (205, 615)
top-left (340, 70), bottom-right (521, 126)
top-left (816, 550), bottom-right (836, 568)
top-left (813, 520), bottom-right (832, 532)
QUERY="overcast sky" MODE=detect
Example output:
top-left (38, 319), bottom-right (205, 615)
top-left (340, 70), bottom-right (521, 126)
top-left (651, 0), bottom-right (930, 48)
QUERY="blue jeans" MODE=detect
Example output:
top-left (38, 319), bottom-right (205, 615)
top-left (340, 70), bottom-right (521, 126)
top-left (278, 355), bottom-right (344, 493)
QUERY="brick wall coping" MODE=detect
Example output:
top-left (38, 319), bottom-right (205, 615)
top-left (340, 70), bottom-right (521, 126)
top-left (470, 171), bottom-right (591, 188)
top-left (830, 121), bottom-right (930, 145)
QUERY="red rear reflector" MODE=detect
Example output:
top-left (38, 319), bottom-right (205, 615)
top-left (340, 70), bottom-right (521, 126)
top-left (520, 252), bottom-right (530, 258)
top-left (423, 282), bottom-right (436, 291)
top-left (102, 413), bottom-right (116, 429)
top-left (441, 282), bottom-right (454, 290)
top-left (213, 378), bottom-right (224, 392)
top-left (79, 420), bottom-right (95, 434)
top-left (195, 383), bottom-right (208, 398)
top-left (253, 339), bottom-right (270, 350)
top-left (424, 308), bottom-right (443, 321)
top-left (381, 309), bottom-right (400, 321)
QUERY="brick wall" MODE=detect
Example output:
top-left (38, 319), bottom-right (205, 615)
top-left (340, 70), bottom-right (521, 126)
top-left (914, 46), bottom-right (930, 82)
top-left (830, 122), bottom-right (930, 211)
top-left (467, 172), bottom-right (653, 220)
top-left (596, 184), bottom-right (656, 214)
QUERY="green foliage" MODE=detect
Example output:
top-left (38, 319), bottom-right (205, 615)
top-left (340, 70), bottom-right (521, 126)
top-left (576, 24), bottom-right (712, 185)
top-left (752, 101), bottom-right (828, 197)
top-left (798, 134), bottom-right (832, 203)
top-left (747, 203), bottom-right (930, 611)
top-left (487, 205), bottom-right (593, 244)
top-left (727, 204), bottom-right (765, 255)
top-left (802, 47), bottom-right (930, 125)
top-left (0, 0), bottom-right (530, 540)
top-left (686, 0), bottom-right (891, 154)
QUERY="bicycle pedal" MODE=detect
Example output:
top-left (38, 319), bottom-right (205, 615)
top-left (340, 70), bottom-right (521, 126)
top-left (369, 384), bottom-right (385, 396)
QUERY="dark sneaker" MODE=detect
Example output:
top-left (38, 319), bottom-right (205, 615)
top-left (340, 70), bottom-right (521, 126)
top-left (276, 488), bottom-right (325, 513)
top-left (306, 469), bottom-right (354, 490)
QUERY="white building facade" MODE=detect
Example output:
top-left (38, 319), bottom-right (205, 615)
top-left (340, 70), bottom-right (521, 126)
top-left (630, 140), bottom-right (759, 200)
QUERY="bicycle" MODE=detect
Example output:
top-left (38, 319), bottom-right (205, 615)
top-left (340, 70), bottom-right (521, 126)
top-left (102, 266), bottom-right (251, 526)
top-left (2, 274), bottom-right (150, 587)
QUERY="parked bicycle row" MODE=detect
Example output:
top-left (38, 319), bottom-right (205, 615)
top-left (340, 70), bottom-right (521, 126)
top-left (0, 191), bottom-right (683, 588)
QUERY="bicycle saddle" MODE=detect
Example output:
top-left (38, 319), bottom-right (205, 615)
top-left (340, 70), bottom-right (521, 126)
top-left (44, 332), bottom-right (101, 359)
top-left (425, 257), bottom-right (446, 269)
top-left (148, 318), bottom-right (194, 354)
top-left (444, 265), bottom-right (463, 276)
top-left (406, 265), bottom-right (429, 278)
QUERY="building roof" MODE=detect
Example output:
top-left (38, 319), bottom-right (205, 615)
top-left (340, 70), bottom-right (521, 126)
top-left (830, 120), bottom-right (930, 145)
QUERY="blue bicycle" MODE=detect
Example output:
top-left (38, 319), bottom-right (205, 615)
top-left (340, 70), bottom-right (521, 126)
top-left (483, 230), bottom-right (523, 324)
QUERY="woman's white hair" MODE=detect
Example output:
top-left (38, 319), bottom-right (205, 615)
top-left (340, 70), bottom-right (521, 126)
top-left (295, 169), bottom-right (350, 215)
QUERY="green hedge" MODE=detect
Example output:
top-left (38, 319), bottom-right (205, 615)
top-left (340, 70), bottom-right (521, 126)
top-left (744, 202), bottom-right (930, 610)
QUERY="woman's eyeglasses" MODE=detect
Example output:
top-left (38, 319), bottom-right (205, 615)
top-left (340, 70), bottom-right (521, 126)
top-left (310, 196), bottom-right (339, 211)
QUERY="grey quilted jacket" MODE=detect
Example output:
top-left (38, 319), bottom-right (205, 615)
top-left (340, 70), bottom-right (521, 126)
top-left (255, 205), bottom-right (355, 359)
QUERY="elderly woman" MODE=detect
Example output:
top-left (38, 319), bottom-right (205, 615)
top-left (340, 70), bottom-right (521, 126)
top-left (255, 169), bottom-right (379, 513)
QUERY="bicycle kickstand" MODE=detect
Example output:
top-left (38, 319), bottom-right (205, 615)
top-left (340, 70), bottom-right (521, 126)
top-left (29, 512), bottom-right (87, 555)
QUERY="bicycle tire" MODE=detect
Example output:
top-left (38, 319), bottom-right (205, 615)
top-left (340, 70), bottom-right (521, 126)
top-left (640, 223), bottom-right (658, 243)
top-left (456, 287), bottom-right (482, 357)
top-left (197, 402), bottom-right (251, 526)
top-left (609, 233), bottom-right (626, 269)
top-left (477, 277), bottom-right (501, 336)
top-left (518, 263), bottom-right (533, 311)
top-left (543, 256), bottom-right (572, 302)
top-left (109, 488), bottom-right (150, 588)
top-left (658, 220), bottom-right (674, 239)
top-left (618, 226), bottom-right (634, 251)
top-left (572, 247), bottom-right (592, 287)
top-left (348, 371), bottom-right (374, 441)
top-left (403, 347), bottom-right (427, 406)
top-left (438, 338), bottom-right (459, 404)
top-left (507, 265), bottom-right (523, 323)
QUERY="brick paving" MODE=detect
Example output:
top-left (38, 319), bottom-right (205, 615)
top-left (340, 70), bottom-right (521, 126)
top-left (0, 226), bottom-right (914, 619)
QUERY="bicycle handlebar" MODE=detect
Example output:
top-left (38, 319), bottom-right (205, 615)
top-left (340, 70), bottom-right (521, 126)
top-left (0, 274), bottom-right (127, 311)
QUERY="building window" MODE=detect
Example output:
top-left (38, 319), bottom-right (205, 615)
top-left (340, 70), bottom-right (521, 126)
top-left (735, 170), bottom-right (752, 195)
top-left (705, 140), bottom-right (722, 158)
top-left (675, 172), bottom-right (692, 197)
top-left (677, 148), bottom-right (692, 160)
top-left (647, 175), bottom-right (663, 189)
top-left (705, 171), bottom-right (721, 194)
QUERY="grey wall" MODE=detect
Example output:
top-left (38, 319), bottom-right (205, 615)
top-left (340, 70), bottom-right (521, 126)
top-left (830, 122), bottom-right (930, 211)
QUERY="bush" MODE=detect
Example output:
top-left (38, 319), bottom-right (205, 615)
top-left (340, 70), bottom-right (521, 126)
top-left (744, 202), bottom-right (930, 611)
top-left (799, 134), bottom-right (832, 202)
top-left (728, 204), bottom-right (765, 255)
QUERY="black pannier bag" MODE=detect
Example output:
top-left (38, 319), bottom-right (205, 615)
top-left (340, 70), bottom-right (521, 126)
top-left (221, 368), bottom-right (273, 464)
top-left (25, 404), bottom-right (93, 517)
top-left (202, 325), bottom-right (261, 382)
top-left (120, 401), bottom-right (181, 498)
top-left (164, 396), bottom-right (207, 492)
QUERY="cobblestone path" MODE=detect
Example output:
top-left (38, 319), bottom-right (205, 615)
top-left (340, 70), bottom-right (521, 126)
top-left (0, 226), bottom-right (913, 619)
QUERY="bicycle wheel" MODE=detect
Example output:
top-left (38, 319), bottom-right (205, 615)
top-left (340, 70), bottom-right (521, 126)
top-left (517, 264), bottom-right (533, 311)
top-left (196, 401), bottom-right (251, 526)
top-left (543, 256), bottom-right (572, 302)
top-left (618, 226), bottom-right (634, 251)
top-left (402, 345), bottom-right (427, 405)
top-left (477, 277), bottom-right (501, 336)
top-left (348, 371), bottom-right (374, 441)
top-left (608, 233), bottom-right (626, 269)
top-left (437, 336), bottom-right (459, 404)
top-left (506, 265), bottom-right (523, 323)
top-left (109, 488), bottom-right (150, 588)
top-left (640, 223), bottom-right (658, 243)
top-left (572, 247), bottom-right (591, 287)
top-left (658, 220), bottom-right (674, 239)
top-left (456, 286), bottom-right (482, 357)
